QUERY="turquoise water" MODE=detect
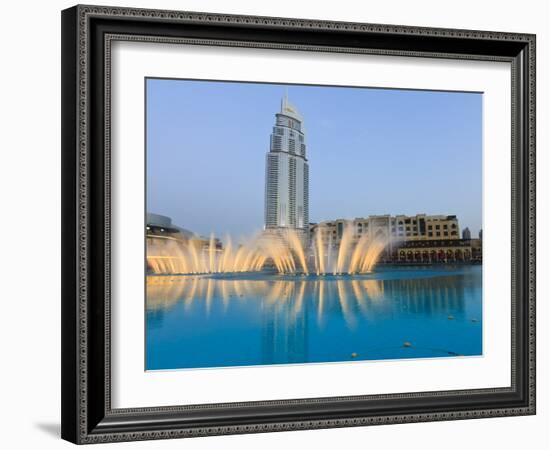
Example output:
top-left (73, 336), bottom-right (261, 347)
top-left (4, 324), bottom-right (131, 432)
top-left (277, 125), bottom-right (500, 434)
top-left (146, 265), bottom-right (482, 370)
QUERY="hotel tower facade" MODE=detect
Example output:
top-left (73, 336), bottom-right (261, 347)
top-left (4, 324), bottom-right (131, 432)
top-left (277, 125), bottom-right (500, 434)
top-left (264, 94), bottom-right (309, 240)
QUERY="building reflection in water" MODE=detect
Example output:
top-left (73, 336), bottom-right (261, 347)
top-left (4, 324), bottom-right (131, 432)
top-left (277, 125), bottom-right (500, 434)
top-left (146, 269), bottom-right (480, 366)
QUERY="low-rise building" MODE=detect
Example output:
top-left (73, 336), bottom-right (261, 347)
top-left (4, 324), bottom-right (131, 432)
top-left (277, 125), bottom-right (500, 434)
top-left (309, 213), bottom-right (478, 264)
top-left (394, 238), bottom-right (474, 263)
top-left (310, 214), bottom-right (459, 246)
top-left (146, 213), bottom-right (222, 269)
top-left (146, 213), bottom-right (194, 245)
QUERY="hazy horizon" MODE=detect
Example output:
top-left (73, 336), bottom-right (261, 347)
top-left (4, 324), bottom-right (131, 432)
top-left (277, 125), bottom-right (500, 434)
top-left (146, 78), bottom-right (483, 241)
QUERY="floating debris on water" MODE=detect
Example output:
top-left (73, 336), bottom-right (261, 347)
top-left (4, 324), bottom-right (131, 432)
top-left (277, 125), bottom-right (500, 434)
top-left (403, 342), bottom-right (412, 348)
top-left (351, 352), bottom-right (358, 358)
top-left (471, 318), bottom-right (479, 323)
top-left (448, 315), bottom-right (455, 320)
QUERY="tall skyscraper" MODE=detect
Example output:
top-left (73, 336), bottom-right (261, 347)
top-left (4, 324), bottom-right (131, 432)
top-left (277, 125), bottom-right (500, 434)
top-left (264, 94), bottom-right (309, 238)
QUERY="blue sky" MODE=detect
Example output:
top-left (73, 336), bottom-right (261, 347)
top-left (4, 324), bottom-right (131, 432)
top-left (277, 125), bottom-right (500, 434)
top-left (146, 78), bottom-right (482, 240)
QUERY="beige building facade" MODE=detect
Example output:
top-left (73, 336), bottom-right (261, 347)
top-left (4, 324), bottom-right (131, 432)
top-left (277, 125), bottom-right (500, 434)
top-left (309, 214), bottom-right (480, 263)
top-left (310, 214), bottom-right (459, 245)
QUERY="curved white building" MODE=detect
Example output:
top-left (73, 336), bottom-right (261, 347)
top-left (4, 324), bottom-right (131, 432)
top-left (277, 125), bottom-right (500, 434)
top-left (264, 94), bottom-right (309, 238)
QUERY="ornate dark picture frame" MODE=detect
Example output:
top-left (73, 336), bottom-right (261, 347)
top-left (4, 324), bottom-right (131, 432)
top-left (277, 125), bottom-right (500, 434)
top-left (61, 4), bottom-right (536, 444)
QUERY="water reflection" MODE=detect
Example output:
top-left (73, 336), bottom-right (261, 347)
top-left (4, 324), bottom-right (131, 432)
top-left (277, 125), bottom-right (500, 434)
top-left (146, 272), bottom-right (473, 322)
top-left (146, 275), bottom-right (390, 324)
top-left (146, 267), bottom-right (482, 369)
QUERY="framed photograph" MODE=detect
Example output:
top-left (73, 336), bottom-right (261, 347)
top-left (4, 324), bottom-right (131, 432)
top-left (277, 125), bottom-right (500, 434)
top-left (61, 5), bottom-right (536, 444)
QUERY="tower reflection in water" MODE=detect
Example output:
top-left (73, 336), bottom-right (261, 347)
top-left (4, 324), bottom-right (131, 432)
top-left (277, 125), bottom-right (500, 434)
top-left (146, 267), bottom-right (482, 370)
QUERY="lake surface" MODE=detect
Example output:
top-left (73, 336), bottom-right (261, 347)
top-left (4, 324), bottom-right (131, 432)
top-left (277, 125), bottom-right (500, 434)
top-left (146, 265), bottom-right (482, 370)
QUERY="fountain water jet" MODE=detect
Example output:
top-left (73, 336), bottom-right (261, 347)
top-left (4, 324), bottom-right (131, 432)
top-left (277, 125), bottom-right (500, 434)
top-left (147, 227), bottom-right (391, 275)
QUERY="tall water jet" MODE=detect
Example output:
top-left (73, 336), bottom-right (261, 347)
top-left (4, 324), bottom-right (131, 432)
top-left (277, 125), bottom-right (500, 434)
top-left (348, 234), bottom-right (370, 273)
top-left (314, 227), bottom-right (326, 275)
top-left (326, 232), bottom-right (334, 274)
top-left (335, 223), bottom-right (355, 274)
top-left (147, 233), bottom-right (265, 275)
top-left (208, 233), bottom-right (216, 273)
top-left (307, 225), bottom-right (391, 275)
top-left (286, 229), bottom-right (309, 274)
top-left (147, 226), bottom-right (390, 275)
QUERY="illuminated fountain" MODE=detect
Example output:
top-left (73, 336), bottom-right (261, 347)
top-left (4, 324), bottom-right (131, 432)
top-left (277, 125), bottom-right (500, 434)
top-left (147, 223), bottom-right (390, 276)
top-left (147, 235), bottom-right (267, 275)
top-left (311, 224), bottom-right (389, 275)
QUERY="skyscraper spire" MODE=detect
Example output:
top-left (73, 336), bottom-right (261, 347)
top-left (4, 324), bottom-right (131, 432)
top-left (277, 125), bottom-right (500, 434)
top-left (279, 88), bottom-right (302, 121)
top-left (281, 87), bottom-right (289, 113)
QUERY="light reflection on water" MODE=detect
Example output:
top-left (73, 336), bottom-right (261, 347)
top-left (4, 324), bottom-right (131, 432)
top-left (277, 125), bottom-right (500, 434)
top-left (146, 266), bottom-right (482, 370)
